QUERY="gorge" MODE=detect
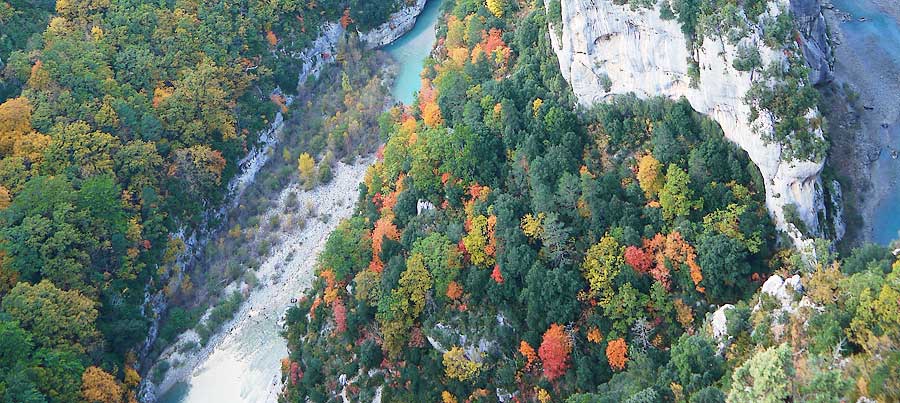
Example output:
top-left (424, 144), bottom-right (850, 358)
top-left (1, 0), bottom-right (898, 401)
top-left (154, 1), bottom-right (444, 401)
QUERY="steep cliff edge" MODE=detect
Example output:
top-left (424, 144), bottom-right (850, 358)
top-left (548, 0), bottom-right (837, 246)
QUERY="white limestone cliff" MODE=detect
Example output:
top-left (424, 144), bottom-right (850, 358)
top-left (361, 0), bottom-right (428, 48)
top-left (295, 0), bottom-right (428, 86)
top-left (547, 0), bottom-right (834, 246)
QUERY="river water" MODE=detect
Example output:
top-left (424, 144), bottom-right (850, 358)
top-left (157, 3), bottom-right (442, 403)
top-left (385, 0), bottom-right (443, 104)
top-left (830, 0), bottom-right (900, 245)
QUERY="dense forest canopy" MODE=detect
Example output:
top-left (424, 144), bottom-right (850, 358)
top-left (0, 0), bottom-right (897, 401)
top-left (279, 1), bottom-right (900, 402)
top-left (0, 0), bottom-right (407, 400)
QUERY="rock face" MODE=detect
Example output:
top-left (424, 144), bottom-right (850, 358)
top-left (790, 0), bottom-right (834, 84)
top-left (758, 274), bottom-right (804, 314)
top-left (296, 0), bottom-right (428, 86)
top-left (361, 0), bottom-right (428, 48)
top-left (711, 304), bottom-right (735, 340)
top-left (548, 0), bottom-right (835, 245)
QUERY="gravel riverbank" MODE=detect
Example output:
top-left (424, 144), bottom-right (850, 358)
top-left (155, 158), bottom-right (373, 402)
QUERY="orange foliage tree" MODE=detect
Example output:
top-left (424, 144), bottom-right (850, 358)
top-left (519, 340), bottom-right (538, 370)
top-left (339, 8), bottom-right (352, 28)
top-left (422, 102), bottom-right (443, 127)
top-left (538, 324), bottom-right (572, 381)
top-left (418, 77), bottom-right (443, 126)
top-left (370, 217), bottom-right (400, 273)
top-left (446, 281), bottom-right (463, 300)
top-left (587, 327), bottom-right (603, 344)
top-left (606, 338), bottom-right (628, 371)
top-left (642, 232), bottom-right (703, 292)
top-left (82, 366), bottom-right (123, 403)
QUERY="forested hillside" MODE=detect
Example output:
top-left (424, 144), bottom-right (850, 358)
top-left (0, 0), bottom-right (406, 401)
top-left (0, 0), bottom-right (53, 100)
top-left (279, 1), bottom-right (900, 402)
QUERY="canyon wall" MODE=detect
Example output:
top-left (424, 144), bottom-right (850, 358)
top-left (548, 0), bottom-right (836, 246)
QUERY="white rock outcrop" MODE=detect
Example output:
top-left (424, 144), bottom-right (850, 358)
top-left (361, 0), bottom-right (428, 48)
top-left (758, 274), bottom-right (803, 313)
top-left (711, 304), bottom-right (735, 340)
top-left (548, 0), bottom-right (833, 246)
top-left (295, 0), bottom-right (429, 85)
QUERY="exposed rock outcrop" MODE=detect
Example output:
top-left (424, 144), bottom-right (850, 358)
top-left (296, 0), bottom-right (428, 85)
top-left (711, 304), bottom-right (735, 341)
top-left (547, 0), bottom-right (836, 246)
top-left (791, 0), bottom-right (834, 84)
top-left (756, 274), bottom-right (804, 314)
top-left (361, 0), bottom-right (428, 48)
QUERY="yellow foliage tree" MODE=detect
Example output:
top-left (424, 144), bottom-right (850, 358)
top-left (532, 98), bottom-right (543, 117)
top-left (636, 154), bottom-right (664, 199)
top-left (674, 298), bottom-right (694, 330)
top-left (298, 152), bottom-right (316, 189)
top-left (521, 212), bottom-right (545, 239)
top-left (536, 388), bottom-right (551, 403)
top-left (422, 101), bottom-right (443, 127)
top-left (445, 16), bottom-right (465, 48)
top-left (0, 97), bottom-right (49, 160)
top-left (0, 97), bottom-right (31, 152)
top-left (399, 254), bottom-right (432, 316)
top-left (0, 186), bottom-right (10, 210)
top-left (581, 235), bottom-right (624, 304)
top-left (486, 0), bottom-right (505, 18)
top-left (448, 46), bottom-right (470, 68)
top-left (443, 346), bottom-right (482, 382)
top-left (123, 366), bottom-right (141, 387)
top-left (463, 214), bottom-right (495, 268)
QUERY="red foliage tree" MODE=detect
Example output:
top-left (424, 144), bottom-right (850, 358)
top-left (624, 245), bottom-right (653, 274)
top-left (332, 297), bottom-right (347, 334)
top-left (290, 361), bottom-right (303, 385)
top-left (538, 324), bottom-right (572, 381)
top-left (490, 265), bottom-right (504, 284)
